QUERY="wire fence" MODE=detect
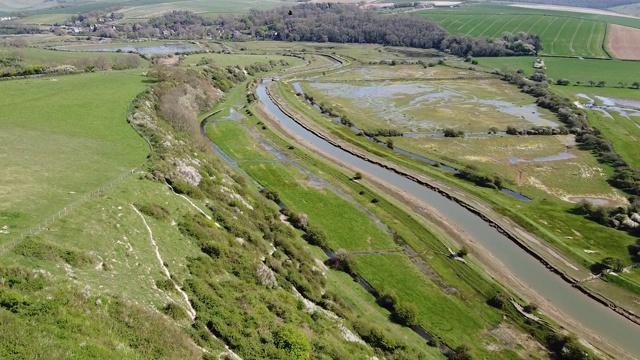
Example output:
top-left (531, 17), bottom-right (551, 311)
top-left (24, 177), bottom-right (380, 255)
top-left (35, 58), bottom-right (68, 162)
top-left (0, 163), bottom-right (146, 255)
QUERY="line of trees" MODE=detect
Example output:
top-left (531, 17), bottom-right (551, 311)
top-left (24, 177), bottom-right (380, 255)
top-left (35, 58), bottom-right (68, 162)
top-left (65, 7), bottom-right (542, 57)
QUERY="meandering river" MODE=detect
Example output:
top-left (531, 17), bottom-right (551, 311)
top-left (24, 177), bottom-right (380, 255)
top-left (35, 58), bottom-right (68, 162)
top-left (255, 80), bottom-right (640, 357)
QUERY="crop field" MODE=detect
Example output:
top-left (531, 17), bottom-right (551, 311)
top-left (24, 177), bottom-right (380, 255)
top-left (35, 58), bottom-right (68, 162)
top-left (424, 13), bottom-right (608, 58)
top-left (299, 65), bottom-right (559, 133)
top-left (0, 72), bottom-right (149, 238)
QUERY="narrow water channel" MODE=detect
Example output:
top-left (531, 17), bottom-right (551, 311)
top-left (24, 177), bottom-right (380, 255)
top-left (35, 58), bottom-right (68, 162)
top-left (256, 80), bottom-right (640, 357)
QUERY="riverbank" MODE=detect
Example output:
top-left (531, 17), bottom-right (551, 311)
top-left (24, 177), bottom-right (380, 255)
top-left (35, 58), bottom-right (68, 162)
top-left (256, 78), bottom-right (640, 359)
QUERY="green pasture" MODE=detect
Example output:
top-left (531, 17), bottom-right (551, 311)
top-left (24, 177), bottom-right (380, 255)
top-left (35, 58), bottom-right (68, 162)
top-left (0, 72), bottom-right (149, 238)
top-left (476, 56), bottom-right (640, 88)
top-left (182, 53), bottom-right (305, 68)
top-left (2, 176), bottom-right (204, 309)
top-left (207, 120), bottom-right (277, 161)
top-left (355, 253), bottom-right (507, 358)
top-left (0, 47), bottom-right (148, 67)
top-left (241, 162), bottom-right (396, 251)
top-left (15, 13), bottom-right (72, 25)
top-left (586, 110), bottom-right (640, 169)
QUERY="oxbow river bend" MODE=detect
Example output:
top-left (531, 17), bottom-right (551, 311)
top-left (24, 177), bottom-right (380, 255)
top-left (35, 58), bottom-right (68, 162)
top-left (255, 80), bottom-right (640, 357)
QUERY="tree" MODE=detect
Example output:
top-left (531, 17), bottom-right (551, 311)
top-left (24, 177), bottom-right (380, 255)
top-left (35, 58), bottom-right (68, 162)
top-left (386, 139), bottom-right (394, 149)
top-left (487, 292), bottom-right (508, 309)
top-left (304, 224), bottom-right (328, 247)
top-left (596, 81), bottom-right (606, 88)
top-left (588, 80), bottom-right (595, 87)
top-left (457, 246), bottom-right (469, 257)
top-left (506, 125), bottom-right (518, 135)
top-left (353, 172), bottom-right (362, 180)
top-left (602, 257), bottom-right (625, 272)
top-left (632, 81), bottom-right (640, 89)
top-left (488, 126), bottom-right (499, 134)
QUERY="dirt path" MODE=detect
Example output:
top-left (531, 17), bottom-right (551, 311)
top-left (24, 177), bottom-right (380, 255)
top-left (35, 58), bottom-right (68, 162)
top-left (132, 204), bottom-right (242, 359)
top-left (510, 4), bottom-right (640, 19)
top-left (131, 204), bottom-right (197, 320)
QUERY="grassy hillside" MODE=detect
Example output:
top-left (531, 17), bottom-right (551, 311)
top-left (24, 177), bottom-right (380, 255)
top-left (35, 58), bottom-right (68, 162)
top-left (0, 71), bottom-right (149, 239)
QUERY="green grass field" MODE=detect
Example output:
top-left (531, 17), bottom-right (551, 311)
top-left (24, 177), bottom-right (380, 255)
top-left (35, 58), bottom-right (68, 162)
top-left (0, 71), bottom-right (150, 238)
top-left (355, 253), bottom-right (515, 358)
top-left (241, 161), bottom-right (397, 251)
top-left (116, 0), bottom-right (293, 19)
top-left (183, 53), bottom-right (305, 68)
top-left (207, 120), bottom-right (278, 161)
top-left (586, 110), bottom-right (640, 169)
top-left (417, 3), bottom-right (640, 29)
top-left (0, 47), bottom-right (148, 67)
top-left (476, 56), bottom-right (640, 88)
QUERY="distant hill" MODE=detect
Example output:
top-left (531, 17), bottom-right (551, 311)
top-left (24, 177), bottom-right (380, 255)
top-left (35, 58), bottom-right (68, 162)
top-left (503, 0), bottom-right (640, 9)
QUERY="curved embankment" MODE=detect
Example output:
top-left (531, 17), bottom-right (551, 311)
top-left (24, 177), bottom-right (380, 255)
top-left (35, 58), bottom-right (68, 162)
top-left (263, 81), bottom-right (640, 330)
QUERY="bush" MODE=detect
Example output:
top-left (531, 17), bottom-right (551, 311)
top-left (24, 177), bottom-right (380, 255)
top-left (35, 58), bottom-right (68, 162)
top-left (273, 324), bottom-right (311, 360)
top-left (136, 203), bottom-right (171, 220)
top-left (392, 302), bottom-right (418, 327)
top-left (487, 292), bottom-right (508, 309)
top-left (161, 302), bottom-right (188, 320)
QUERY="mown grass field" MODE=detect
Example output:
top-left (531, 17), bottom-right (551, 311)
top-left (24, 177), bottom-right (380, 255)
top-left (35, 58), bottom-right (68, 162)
top-left (0, 71), bottom-right (150, 237)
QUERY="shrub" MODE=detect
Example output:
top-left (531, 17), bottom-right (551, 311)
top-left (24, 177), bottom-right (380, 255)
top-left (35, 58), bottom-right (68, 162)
top-left (136, 203), bottom-right (171, 220)
top-left (273, 324), bottom-right (311, 360)
top-left (392, 302), bottom-right (418, 327)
